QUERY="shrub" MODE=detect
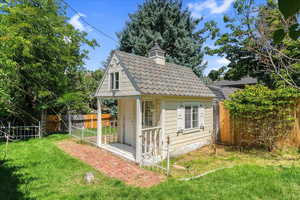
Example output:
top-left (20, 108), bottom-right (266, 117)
top-left (225, 85), bottom-right (300, 151)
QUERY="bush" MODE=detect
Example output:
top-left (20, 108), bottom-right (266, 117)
top-left (225, 85), bottom-right (300, 151)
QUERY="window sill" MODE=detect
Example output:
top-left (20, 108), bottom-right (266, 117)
top-left (177, 127), bottom-right (205, 135)
top-left (111, 89), bottom-right (120, 91)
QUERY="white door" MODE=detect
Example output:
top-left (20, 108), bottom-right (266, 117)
top-left (123, 99), bottom-right (136, 147)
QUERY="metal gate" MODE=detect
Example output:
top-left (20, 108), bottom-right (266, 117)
top-left (0, 123), bottom-right (41, 141)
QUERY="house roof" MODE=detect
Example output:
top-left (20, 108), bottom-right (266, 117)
top-left (208, 86), bottom-right (240, 100)
top-left (212, 77), bottom-right (257, 87)
top-left (114, 50), bottom-right (215, 98)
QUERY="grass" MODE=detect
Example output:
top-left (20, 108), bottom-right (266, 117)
top-left (72, 127), bottom-right (117, 137)
top-left (1, 135), bottom-right (300, 200)
top-left (170, 145), bottom-right (300, 178)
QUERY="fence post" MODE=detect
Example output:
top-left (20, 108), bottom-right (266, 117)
top-left (8, 122), bottom-right (11, 136)
top-left (68, 110), bottom-right (72, 135)
top-left (38, 121), bottom-right (41, 138)
top-left (81, 127), bottom-right (84, 141)
top-left (166, 136), bottom-right (170, 176)
top-left (97, 98), bottom-right (102, 147)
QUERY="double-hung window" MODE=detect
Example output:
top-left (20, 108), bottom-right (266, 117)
top-left (110, 72), bottom-right (119, 90)
top-left (184, 105), bottom-right (199, 129)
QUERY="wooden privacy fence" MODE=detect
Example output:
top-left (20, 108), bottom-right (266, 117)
top-left (219, 102), bottom-right (300, 146)
top-left (45, 113), bottom-right (113, 133)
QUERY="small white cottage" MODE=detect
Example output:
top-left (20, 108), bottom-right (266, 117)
top-left (95, 44), bottom-right (215, 165)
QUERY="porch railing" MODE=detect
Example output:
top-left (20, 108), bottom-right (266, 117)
top-left (141, 126), bottom-right (163, 164)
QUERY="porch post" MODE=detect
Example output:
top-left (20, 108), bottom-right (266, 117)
top-left (97, 97), bottom-right (102, 147)
top-left (136, 96), bottom-right (142, 163)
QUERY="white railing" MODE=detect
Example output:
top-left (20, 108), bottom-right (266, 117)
top-left (141, 126), bottom-right (163, 163)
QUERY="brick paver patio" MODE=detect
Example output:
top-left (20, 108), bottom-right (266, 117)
top-left (57, 140), bottom-right (165, 187)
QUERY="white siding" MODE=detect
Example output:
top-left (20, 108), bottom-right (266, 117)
top-left (96, 55), bottom-right (140, 97)
top-left (162, 98), bottom-right (213, 156)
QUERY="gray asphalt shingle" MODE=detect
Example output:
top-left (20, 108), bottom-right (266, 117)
top-left (115, 50), bottom-right (215, 98)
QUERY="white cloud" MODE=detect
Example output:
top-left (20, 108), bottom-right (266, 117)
top-left (216, 57), bottom-right (230, 66)
top-left (188, 0), bottom-right (234, 18)
top-left (69, 13), bottom-right (88, 32)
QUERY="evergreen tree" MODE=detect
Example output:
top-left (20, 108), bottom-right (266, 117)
top-left (117, 0), bottom-right (207, 77)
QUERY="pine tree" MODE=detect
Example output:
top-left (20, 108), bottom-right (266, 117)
top-left (117, 0), bottom-right (207, 77)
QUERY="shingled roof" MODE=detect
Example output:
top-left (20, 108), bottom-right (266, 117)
top-left (114, 50), bottom-right (215, 98)
top-left (212, 77), bottom-right (257, 87)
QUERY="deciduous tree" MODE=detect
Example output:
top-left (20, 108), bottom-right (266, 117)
top-left (0, 0), bottom-right (98, 122)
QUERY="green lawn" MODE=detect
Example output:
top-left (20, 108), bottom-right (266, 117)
top-left (71, 127), bottom-right (117, 137)
top-left (1, 135), bottom-right (300, 200)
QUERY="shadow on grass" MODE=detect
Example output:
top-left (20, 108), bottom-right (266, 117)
top-left (0, 160), bottom-right (36, 200)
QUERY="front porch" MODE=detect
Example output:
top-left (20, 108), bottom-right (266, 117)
top-left (96, 96), bottom-right (165, 165)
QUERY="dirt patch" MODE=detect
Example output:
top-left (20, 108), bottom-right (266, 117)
top-left (56, 140), bottom-right (165, 188)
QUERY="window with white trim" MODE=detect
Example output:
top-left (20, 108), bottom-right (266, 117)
top-left (184, 105), bottom-right (199, 129)
top-left (142, 100), bottom-right (154, 128)
top-left (110, 72), bottom-right (119, 90)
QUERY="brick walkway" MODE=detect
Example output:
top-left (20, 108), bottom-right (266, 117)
top-left (57, 140), bottom-right (165, 187)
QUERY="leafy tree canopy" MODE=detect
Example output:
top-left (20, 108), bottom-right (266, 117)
top-left (0, 0), bottom-right (98, 122)
top-left (118, 0), bottom-right (209, 77)
top-left (207, 0), bottom-right (300, 89)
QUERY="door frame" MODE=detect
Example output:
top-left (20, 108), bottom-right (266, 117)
top-left (122, 98), bottom-right (136, 147)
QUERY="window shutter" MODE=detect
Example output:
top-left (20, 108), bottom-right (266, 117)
top-left (177, 104), bottom-right (184, 132)
top-left (199, 104), bottom-right (205, 128)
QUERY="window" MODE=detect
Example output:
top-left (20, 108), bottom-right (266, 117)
top-left (142, 100), bottom-right (154, 128)
top-left (110, 72), bottom-right (119, 90)
top-left (184, 105), bottom-right (199, 129)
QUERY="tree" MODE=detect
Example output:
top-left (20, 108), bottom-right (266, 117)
top-left (117, 0), bottom-right (208, 76)
top-left (75, 69), bottom-right (104, 111)
top-left (0, 0), bottom-right (97, 122)
top-left (207, 0), bottom-right (300, 89)
top-left (0, 70), bottom-right (12, 118)
top-left (225, 85), bottom-right (300, 151)
top-left (276, 0), bottom-right (300, 42)
top-left (208, 66), bottom-right (226, 81)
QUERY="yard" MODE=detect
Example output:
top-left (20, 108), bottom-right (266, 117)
top-left (2, 135), bottom-right (300, 200)
top-left (71, 127), bottom-right (117, 137)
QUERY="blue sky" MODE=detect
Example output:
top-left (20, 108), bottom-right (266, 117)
top-left (67, 0), bottom-right (236, 75)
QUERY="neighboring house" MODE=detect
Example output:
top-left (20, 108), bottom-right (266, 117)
top-left (208, 77), bottom-right (258, 143)
top-left (95, 44), bottom-right (215, 165)
top-left (209, 77), bottom-right (258, 101)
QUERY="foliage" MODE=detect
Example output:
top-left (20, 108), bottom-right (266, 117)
top-left (0, 0), bottom-right (97, 122)
top-left (207, 66), bottom-right (226, 81)
top-left (276, 0), bottom-right (300, 42)
top-left (117, 0), bottom-right (208, 77)
top-left (225, 85), bottom-right (300, 151)
top-left (56, 92), bottom-right (89, 113)
top-left (0, 70), bottom-right (12, 117)
top-left (2, 136), bottom-right (300, 199)
top-left (207, 0), bottom-right (300, 89)
top-left (72, 69), bottom-right (104, 112)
